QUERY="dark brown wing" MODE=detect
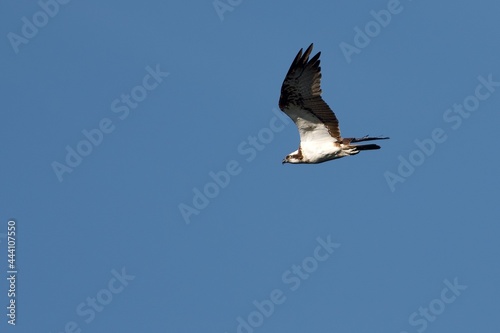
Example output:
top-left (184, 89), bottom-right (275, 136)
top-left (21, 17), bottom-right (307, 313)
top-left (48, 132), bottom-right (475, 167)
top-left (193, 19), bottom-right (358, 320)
top-left (279, 44), bottom-right (341, 141)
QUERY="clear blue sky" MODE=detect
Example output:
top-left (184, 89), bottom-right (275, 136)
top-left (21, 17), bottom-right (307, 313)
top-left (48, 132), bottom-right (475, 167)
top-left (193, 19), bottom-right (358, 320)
top-left (1, 0), bottom-right (499, 332)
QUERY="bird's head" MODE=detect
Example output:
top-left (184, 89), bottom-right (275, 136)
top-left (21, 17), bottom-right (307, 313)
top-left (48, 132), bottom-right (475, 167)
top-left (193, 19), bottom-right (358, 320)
top-left (282, 150), bottom-right (303, 164)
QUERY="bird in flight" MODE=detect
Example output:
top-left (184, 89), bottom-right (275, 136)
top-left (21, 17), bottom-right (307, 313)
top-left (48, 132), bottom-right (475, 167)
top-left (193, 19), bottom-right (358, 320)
top-left (279, 44), bottom-right (389, 164)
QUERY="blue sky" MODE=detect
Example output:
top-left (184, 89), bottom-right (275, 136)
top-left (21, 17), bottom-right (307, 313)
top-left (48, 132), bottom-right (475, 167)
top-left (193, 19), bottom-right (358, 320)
top-left (1, 0), bottom-right (499, 332)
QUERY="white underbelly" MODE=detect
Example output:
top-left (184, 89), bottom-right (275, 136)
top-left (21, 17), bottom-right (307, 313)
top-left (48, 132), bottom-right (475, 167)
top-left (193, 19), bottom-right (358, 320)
top-left (301, 141), bottom-right (341, 162)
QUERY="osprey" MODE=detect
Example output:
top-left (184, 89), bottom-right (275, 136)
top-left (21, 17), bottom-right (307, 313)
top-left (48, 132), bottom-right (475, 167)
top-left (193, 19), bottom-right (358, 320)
top-left (279, 44), bottom-right (389, 164)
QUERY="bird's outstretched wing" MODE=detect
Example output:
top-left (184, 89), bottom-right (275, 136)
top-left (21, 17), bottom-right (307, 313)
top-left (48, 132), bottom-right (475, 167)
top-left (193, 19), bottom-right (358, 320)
top-left (279, 43), bottom-right (341, 144)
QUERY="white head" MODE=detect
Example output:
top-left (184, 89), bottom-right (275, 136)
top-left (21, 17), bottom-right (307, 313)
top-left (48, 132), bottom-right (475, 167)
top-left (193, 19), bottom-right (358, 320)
top-left (282, 149), bottom-right (304, 164)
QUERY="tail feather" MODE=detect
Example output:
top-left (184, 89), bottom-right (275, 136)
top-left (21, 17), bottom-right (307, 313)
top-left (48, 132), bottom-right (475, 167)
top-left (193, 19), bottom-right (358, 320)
top-left (355, 144), bottom-right (381, 151)
top-left (342, 135), bottom-right (389, 154)
top-left (348, 135), bottom-right (390, 143)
